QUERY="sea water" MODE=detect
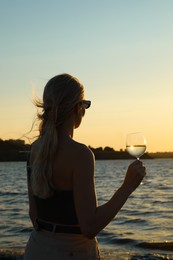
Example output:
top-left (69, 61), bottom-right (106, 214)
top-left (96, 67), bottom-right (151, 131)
top-left (0, 159), bottom-right (173, 259)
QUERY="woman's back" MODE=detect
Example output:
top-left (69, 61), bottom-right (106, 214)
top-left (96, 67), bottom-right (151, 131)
top-left (30, 138), bottom-right (87, 227)
top-left (31, 137), bottom-right (87, 191)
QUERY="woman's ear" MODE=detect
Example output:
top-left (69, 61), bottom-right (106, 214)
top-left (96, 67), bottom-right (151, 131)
top-left (74, 103), bottom-right (85, 117)
top-left (73, 103), bottom-right (80, 114)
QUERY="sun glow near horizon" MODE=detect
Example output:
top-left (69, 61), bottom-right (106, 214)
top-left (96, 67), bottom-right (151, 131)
top-left (1, 101), bottom-right (172, 154)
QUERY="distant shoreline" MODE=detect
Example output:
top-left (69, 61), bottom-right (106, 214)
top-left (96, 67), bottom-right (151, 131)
top-left (0, 139), bottom-right (173, 162)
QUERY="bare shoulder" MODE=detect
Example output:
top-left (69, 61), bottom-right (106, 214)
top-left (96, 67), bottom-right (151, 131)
top-left (71, 141), bottom-right (95, 162)
top-left (71, 141), bottom-right (95, 179)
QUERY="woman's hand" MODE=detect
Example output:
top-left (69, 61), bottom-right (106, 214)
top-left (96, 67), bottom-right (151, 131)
top-left (122, 160), bottom-right (146, 194)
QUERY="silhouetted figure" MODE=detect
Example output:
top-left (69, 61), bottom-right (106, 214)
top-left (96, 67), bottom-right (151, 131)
top-left (24, 73), bottom-right (146, 260)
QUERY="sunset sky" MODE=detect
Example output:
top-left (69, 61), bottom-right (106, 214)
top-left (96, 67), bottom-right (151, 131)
top-left (1, 0), bottom-right (173, 152)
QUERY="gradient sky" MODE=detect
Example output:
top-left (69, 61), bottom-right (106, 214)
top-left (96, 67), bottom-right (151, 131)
top-left (0, 0), bottom-right (173, 152)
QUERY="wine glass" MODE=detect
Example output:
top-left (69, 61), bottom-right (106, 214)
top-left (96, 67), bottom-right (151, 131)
top-left (126, 132), bottom-right (146, 160)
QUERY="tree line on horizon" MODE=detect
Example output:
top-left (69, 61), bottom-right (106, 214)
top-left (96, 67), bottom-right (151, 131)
top-left (0, 139), bottom-right (172, 161)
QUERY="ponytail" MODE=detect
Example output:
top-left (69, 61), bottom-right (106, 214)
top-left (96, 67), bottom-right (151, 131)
top-left (31, 119), bottom-right (58, 198)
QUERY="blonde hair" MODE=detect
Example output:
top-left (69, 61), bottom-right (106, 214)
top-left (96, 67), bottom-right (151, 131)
top-left (31, 74), bottom-right (84, 198)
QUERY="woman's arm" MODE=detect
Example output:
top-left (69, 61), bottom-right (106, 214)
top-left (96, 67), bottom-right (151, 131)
top-left (73, 145), bottom-right (146, 239)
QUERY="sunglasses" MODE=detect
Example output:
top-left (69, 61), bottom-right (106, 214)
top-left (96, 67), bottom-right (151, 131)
top-left (79, 100), bottom-right (91, 109)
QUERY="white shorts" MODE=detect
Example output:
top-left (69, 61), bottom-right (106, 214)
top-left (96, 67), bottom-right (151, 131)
top-left (24, 230), bottom-right (100, 260)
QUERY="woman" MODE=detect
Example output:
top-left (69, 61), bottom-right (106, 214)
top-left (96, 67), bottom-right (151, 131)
top-left (24, 73), bottom-right (146, 260)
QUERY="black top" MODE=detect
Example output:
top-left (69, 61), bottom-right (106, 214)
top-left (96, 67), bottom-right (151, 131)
top-left (34, 190), bottom-right (79, 225)
top-left (27, 163), bottom-right (79, 225)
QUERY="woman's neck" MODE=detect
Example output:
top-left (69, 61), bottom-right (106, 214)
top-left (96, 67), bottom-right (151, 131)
top-left (57, 118), bottom-right (74, 139)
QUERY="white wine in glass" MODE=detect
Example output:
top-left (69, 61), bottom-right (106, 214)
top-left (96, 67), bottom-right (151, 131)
top-left (126, 132), bottom-right (146, 160)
